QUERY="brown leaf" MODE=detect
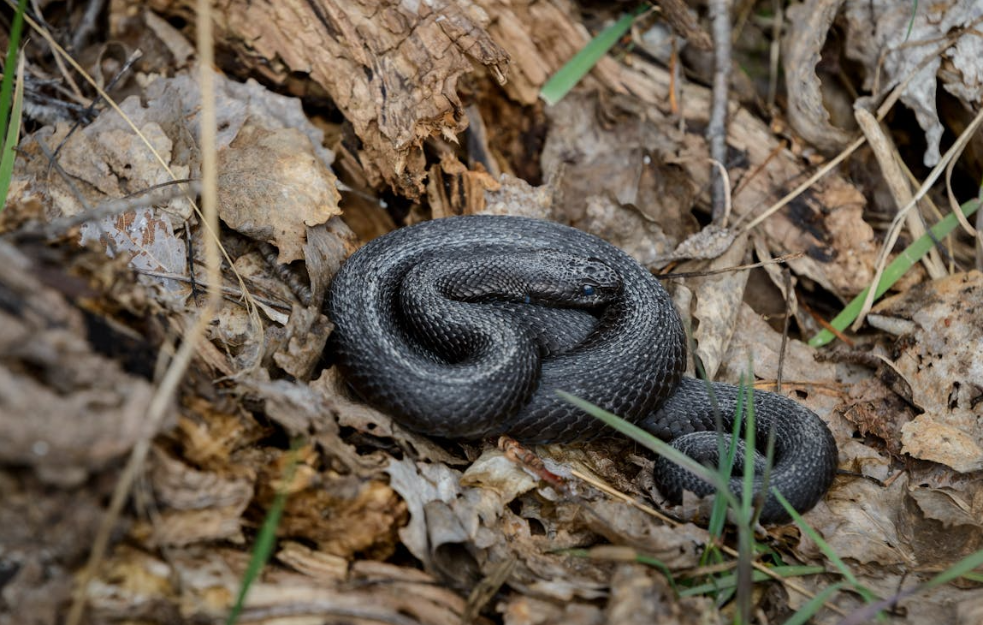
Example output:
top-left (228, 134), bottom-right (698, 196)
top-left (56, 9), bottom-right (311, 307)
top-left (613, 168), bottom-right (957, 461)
top-left (873, 271), bottom-right (983, 472)
top-left (783, 0), bottom-right (855, 153)
top-left (218, 125), bottom-right (341, 265)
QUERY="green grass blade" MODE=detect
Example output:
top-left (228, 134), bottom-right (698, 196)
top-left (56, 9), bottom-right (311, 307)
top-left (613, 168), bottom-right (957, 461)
top-left (781, 581), bottom-right (846, 625)
top-left (556, 390), bottom-right (734, 503)
top-left (633, 553), bottom-right (678, 590)
top-left (0, 0), bottom-right (26, 142)
top-left (809, 197), bottom-right (982, 347)
top-left (836, 548), bottom-right (983, 624)
top-left (540, 8), bottom-right (643, 106)
top-left (772, 491), bottom-right (857, 586)
top-left (922, 548), bottom-right (983, 590)
top-left (904, 1), bottom-right (918, 42)
top-left (706, 375), bottom-right (746, 537)
top-left (772, 489), bottom-right (884, 609)
top-left (678, 566), bottom-right (827, 597)
top-left (739, 380), bottom-right (757, 518)
top-left (226, 443), bottom-right (302, 625)
top-left (0, 53), bottom-right (25, 211)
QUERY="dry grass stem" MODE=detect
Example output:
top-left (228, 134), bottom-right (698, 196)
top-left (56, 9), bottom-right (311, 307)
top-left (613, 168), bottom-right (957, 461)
top-left (853, 105), bottom-right (983, 331)
top-left (854, 108), bottom-right (946, 279)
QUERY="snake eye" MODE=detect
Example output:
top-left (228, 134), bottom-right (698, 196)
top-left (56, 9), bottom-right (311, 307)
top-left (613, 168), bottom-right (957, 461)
top-left (582, 284), bottom-right (595, 296)
top-left (523, 295), bottom-right (532, 304)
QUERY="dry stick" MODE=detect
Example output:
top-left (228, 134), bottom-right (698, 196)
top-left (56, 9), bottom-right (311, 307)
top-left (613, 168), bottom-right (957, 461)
top-left (63, 2), bottom-right (224, 623)
top-left (463, 558), bottom-right (516, 623)
top-left (659, 251), bottom-right (804, 280)
top-left (39, 180), bottom-right (201, 236)
top-left (853, 104), bottom-right (983, 331)
top-left (569, 468), bottom-right (849, 617)
top-left (709, 158), bottom-right (733, 227)
top-left (668, 37), bottom-right (680, 116)
top-left (71, 0), bottom-right (107, 51)
top-left (134, 270), bottom-right (292, 313)
top-left (34, 137), bottom-right (93, 213)
top-left (239, 604), bottom-right (419, 625)
top-left (776, 267), bottom-right (792, 393)
top-left (854, 108), bottom-right (946, 280)
top-left (766, 0), bottom-right (783, 113)
top-left (977, 199), bottom-right (983, 271)
top-left (707, 0), bottom-right (732, 223)
top-left (195, 0), bottom-right (223, 317)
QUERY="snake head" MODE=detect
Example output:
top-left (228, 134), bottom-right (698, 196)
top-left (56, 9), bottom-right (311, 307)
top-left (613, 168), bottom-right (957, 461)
top-left (523, 251), bottom-right (622, 308)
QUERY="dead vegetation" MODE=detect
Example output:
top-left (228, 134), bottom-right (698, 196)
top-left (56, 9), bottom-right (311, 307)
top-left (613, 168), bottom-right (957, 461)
top-left (1, 0), bottom-right (982, 624)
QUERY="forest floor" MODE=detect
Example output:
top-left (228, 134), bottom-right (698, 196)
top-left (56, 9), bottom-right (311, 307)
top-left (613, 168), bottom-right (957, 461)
top-left (1, 1), bottom-right (982, 624)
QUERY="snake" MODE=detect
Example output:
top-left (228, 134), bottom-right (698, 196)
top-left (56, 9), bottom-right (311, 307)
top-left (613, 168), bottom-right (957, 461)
top-left (326, 215), bottom-right (838, 522)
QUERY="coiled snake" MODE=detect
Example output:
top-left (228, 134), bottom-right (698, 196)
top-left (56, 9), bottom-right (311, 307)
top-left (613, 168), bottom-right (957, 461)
top-left (327, 215), bottom-right (837, 522)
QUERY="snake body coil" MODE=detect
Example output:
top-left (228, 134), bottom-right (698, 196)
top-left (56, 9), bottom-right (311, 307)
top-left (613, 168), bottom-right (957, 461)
top-left (327, 216), bottom-right (837, 522)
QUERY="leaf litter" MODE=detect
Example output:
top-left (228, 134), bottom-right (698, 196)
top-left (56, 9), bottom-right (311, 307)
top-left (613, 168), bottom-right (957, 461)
top-left (1, 1), bottom-right (982, 624)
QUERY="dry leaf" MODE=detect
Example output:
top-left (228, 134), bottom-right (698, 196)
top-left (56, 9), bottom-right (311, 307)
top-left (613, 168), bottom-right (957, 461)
top-left (873, 271), bottom-right (983, 472)
top-left (844, 0), bottom-right (983, 165)
top-left (218, 125), bottom-right (341, 264)
top-left (784, 0), bottom-right (856, 153)
top-left (686, 235), bottom-right (751, 379)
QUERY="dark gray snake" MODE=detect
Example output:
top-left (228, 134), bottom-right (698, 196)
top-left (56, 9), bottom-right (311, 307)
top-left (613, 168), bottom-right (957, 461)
top-left (327, 215), bottom-right (837, 522)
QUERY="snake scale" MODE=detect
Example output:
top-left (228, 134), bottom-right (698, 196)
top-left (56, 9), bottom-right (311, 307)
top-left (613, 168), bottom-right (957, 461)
top-left (327, 215), bottom-right (838, 522)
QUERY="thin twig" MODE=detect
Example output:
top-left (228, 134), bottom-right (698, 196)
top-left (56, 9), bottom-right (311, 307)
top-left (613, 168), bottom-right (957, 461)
top-left (707, 0), bottom-right (732, 223)
top-left (776, 268), bottom-right (792, 393)
top-left (709, 158), bottom-right (733, 227)
top-left (34, 137), bottom-right (93, 213)
top-left (659, 251), bottom-right (804, 280)
top-left (64, 2), bottom-right (224, 623)
top-left (134, 269), bottom-right (293, 312)
top-left (71, 0), bottom-right (107, 51)
top-left (34, 180), bottom-right (201, 236)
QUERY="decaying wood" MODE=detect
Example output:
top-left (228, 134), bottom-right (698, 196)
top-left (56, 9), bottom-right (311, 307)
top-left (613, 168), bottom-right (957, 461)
top-left (149, 0), bottom-right (510, 198)
top-left (150, 0), bottom-right (875, 299)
